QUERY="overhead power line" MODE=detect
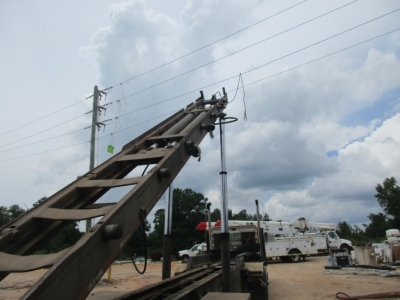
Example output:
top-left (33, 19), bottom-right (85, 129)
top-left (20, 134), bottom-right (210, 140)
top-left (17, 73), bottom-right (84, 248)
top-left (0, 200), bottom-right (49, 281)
top-left (115, 11), bottom-right (400, 119)
top-left (0, 110), bottom-right (179, 163)
top-left (107, 0), bottom-right (308, 89)
top-left (0, 141), bottom-right (90, 163)
top-left (1, 28), bottom-right (398, 163)
top-left (231, 28), bottom-right (400, 94)
top-left (4, 7), bottom-right (395, 152)
top-left (108, 1), bottom-right (361, 104)
top-left (0, 95), bottom-right (93, 139)
top-left (0, 128), bottom-right (87, 153)
top-left (0, 113), bottom-right (87, 149)
top-left (0, 2), bottom-right (306, 140)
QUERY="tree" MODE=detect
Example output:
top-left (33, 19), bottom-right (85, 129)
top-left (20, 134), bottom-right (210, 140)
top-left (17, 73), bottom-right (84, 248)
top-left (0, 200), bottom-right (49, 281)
top-left (0, 204), bottom-right (26, 227)
top-left (33, 197), bottom-right (84, 254)
top-left (375, 177), bottom-right (400, 229)
top-left (364, 213), bottom-right (389, 240)
top-left (337, 221), bottom-right (353, 240)
top-left (150, 188), bottom-right (208, 254)
top-left (232, 209), bottom-right (253, 221)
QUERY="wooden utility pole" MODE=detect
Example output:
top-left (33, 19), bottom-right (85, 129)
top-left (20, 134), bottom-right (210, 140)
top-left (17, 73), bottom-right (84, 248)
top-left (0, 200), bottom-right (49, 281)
top-left (86, 85), bottom-right (99, 232)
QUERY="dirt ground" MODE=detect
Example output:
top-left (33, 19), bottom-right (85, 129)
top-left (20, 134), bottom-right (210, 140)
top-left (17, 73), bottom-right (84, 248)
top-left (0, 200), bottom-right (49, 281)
top-left (1, 257), bottom-right (399, 299)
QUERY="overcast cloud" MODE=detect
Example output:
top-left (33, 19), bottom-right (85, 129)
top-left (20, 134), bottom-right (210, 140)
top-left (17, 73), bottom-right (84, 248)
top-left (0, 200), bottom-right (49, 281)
top-left (1, 0), bottom-right (400, 230)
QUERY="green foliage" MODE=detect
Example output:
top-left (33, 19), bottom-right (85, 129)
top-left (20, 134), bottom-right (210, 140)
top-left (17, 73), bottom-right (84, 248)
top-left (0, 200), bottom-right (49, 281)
top-left (0, 204), bottom-right (26, 227)
top-left (231, 209), bottom-right (253, 221)
top-left (364, 213), bottom-right (389, 241)
top-left (336, 221), bottom-right (368, 246)
top-left (374, 177), bottom-right (400, 229)
top-left (210, 208), bottom-right (270, 222)
top-left (337, 221), bottom-right (353, 239)
top-left (149, 188), bottom-right (208, 254)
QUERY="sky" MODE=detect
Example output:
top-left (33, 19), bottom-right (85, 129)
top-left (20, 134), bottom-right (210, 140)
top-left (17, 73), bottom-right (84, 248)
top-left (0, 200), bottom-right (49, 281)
top-left (1, 0), bottom-right (400, 231)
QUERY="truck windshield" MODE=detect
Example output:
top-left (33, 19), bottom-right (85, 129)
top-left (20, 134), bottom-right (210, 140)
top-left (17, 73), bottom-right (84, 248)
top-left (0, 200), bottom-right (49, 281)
top-left (328, 232), bottom-right (337, 239)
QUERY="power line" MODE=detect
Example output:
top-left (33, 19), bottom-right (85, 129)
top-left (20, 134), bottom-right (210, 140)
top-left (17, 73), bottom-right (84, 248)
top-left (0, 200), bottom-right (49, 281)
top-left (115, 11), bottom-right (400, 120)
top-left (108, 0), bottom-right (360, 103)
top-left (0, 141), bottom-right (90, 163)
top-left (99, 109), bottom-right (181, 139)
top-left (0, 110), bottom-right (179, 163)
top-left (3, 21), bottom-right (398, 160)
top-left (0, 128), bottom-right (87, 153)
top-left (108, 0), bottom-right (308, 89)
top-left (0, 95), bottom-right (93, 138)
top-left (0, 113), bottom-right (87, 149)
top-left (0, 2), bottom-right (306, 139)
top-left (230, 28), bottom-right (400, 93)
top-left (1, 27), bottom-right (398, 163)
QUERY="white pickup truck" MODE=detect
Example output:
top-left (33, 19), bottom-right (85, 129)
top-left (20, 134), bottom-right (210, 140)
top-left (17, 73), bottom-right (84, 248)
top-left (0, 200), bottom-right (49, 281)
top-left (176, 243), bottom-right (207, 262)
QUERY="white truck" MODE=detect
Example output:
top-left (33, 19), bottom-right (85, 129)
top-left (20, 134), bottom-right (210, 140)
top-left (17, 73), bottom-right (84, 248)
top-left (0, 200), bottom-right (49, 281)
top-left (176, 242), bottom-right (207, 262)
top-left (200, 217), bottom-right (353, 262)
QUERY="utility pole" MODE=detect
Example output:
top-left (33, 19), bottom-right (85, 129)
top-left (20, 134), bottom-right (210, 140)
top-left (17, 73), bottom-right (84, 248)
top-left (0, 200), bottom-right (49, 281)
top-left (86, 85), bottom-right (99, 232)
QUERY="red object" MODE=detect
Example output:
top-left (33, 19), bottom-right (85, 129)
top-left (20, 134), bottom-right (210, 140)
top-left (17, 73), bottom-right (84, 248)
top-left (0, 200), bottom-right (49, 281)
top-left (196, 222), bottom-right (207, 231)
top-left (195, 221), bottom-right (220, 231)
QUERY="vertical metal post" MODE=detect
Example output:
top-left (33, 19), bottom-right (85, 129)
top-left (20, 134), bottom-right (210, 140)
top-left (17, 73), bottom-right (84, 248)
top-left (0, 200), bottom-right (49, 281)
top-left (162, 183), bottom-right (173, 279)
top-left (219, 116), bottom-right (230, 292)
top-left (86, 85), bottom-right (99, 232)
top-left (255, 199), bottom-right (266, 259)
top-left (255, 199), bottom-right (261, 243)
top-left (206, 203), bottom-right (212, 251)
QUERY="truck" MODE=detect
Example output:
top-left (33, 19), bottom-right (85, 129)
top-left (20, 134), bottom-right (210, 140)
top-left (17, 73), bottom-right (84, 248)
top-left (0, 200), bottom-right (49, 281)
top-left (199, 217), bottom-right (353, 262)
top-left (176, 242), bottom-right (207, 262)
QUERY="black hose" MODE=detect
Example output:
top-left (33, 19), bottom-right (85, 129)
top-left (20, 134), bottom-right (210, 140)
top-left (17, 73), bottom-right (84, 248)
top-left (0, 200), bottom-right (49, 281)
top-left (132, 214), bottom-right (147, 274)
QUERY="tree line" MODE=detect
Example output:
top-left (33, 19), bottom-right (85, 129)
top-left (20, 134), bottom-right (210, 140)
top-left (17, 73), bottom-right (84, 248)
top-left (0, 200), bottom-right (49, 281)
top-left (336, 177), bottom-right (400, 245)
top-left (1, 177), bottom-right (399, 256)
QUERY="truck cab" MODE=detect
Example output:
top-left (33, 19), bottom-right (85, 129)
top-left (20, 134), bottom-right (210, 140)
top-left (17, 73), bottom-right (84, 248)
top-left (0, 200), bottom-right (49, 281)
top-left (176, 243), bottom-right (207, 262)
top-left (323, 231), bottom-right (353, 252)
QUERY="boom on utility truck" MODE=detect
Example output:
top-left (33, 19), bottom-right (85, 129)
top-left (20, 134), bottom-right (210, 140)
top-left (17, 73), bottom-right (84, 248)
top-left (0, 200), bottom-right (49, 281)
top-left (198, 217), bottom-right (353, 262)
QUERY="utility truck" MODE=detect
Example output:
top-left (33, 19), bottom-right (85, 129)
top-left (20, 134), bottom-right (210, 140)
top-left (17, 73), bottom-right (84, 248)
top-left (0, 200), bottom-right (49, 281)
top-left (198, 217), bottom-right (353, 262)
top-left (176, 243), bottom-right (207, 262)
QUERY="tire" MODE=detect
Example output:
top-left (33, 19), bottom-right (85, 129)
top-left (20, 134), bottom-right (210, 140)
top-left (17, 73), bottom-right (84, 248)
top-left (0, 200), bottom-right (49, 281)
top-left (181, 255), bottom-right (189, 263)
top-left (340, 244), bottom-right (353, 255)
top-left (280, 256), bottom-right (289, 263)
top-left (288, 250), bottom-right (301, 263)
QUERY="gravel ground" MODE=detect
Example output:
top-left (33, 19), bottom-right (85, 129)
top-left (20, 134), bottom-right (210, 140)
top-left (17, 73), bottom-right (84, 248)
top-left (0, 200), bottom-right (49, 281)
top-left (1, 257), bottom-right (399, 299)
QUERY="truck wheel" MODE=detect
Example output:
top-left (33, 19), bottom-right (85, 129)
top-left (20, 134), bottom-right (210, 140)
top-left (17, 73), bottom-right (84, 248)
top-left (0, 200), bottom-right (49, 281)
top-left (280, 256), bottom-right (289, 263)
top-left (288, 250), bottom-right (301, 263)
top-left (181, 255), bottom-right (189, 263)
top-left (340, 244), bottom-right (353, 255)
